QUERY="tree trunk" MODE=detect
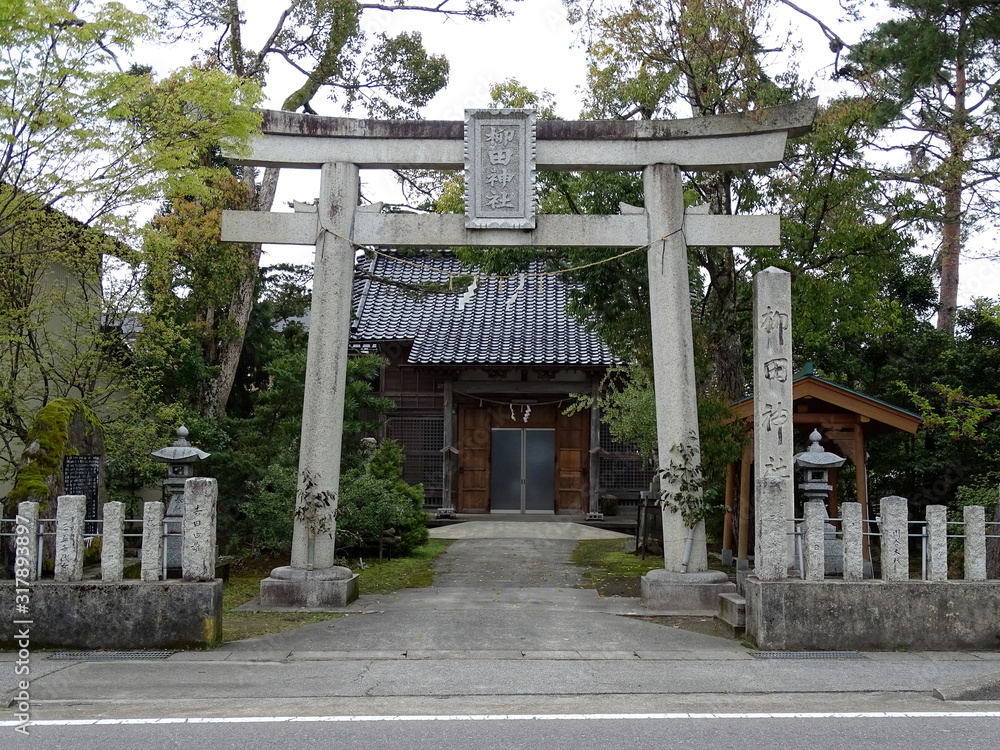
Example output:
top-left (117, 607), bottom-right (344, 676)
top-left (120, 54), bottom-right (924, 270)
top-left (702, 172), bottom-right (745, 401)
top-left (936, 55), bottom-right (967, 337)
top-left (206, 166), bottom-right (281, 419)
top-left (937, 187), bottom-right (961, 336)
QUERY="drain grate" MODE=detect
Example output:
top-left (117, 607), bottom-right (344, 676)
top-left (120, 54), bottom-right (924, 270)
top-left (752, 651), bottom-right (865, 660)
top-left (49, 651), bottom-right (174, 661)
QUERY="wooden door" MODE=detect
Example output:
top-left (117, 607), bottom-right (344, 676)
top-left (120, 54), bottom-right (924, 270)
top-left (457, 405), bottom-right (490, 512)
top-left (556, 407), bottom-right (589, 513)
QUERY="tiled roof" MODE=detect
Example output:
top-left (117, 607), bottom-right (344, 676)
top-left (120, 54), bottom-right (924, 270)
top-left (352, 251), bottom-right (616, 366)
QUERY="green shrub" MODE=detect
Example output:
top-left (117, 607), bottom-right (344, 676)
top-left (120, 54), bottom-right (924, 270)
top-left (337, 439), bottom-right (428, 557)
top-left (237, 463), bottom-right (296, 557)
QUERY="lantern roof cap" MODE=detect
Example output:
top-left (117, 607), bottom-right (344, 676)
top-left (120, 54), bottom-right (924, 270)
top-left (150, 425), bottom-right (210, 463)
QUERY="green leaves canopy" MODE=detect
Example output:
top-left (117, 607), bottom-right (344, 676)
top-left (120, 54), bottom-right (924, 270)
top-left (0, 0), bottom-right (262, 243)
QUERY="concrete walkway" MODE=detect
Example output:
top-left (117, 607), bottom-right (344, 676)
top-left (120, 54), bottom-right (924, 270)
top-left (221, 521), bottom-right (744, 657)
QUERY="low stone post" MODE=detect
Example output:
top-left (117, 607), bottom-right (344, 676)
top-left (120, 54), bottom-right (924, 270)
top-left (964, 504), bottom-right (987, 582)
top-left (926, 505), bottom-right (948, 581)
top-left (880, 496), bottom-right (909, 582)
top-left (54, 494), bottom-right (86, 583)
top-left (182, 477), bottom-right (217, 582)
top-left (803, 502), bottom-right (825, 581)
top-left (141, 501), bottom-right (165, 582)
top-left (101, 501), bottom-right (125, 582)
top-left (841, 502), bottom-right (864, 582)
top-left (16, 501), bottom-right (40, 582)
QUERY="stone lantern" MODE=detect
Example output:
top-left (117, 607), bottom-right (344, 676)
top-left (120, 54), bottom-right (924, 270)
top-left (151, 425), bottom-right (210, 569)
top-left (793, 429), bottom-right (847, 576)
top-left (793, 429), bottom-right (846, 505)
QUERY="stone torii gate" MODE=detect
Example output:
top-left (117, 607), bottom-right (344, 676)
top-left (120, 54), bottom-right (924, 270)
top-left (222, 100), bottom-right (817, 608)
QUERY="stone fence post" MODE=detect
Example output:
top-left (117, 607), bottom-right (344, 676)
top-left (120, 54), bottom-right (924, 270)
top-left (141, 501), bottom-right (165, 582)
top-left (803, 502), bottom-right (825, 581)
top-left (926, 505), bottom-right (948, 581)
top-left (54, 495), bottom-right (86, 583)
top-left (965, 504), bottom-right (987, 582)
top-left (182, 477), bottom-right (217, 582)
top-left (841, 502), bottom-right (864, 582)
top-left (880, 496), bottom-right (909, 582)
top-left (101, 501), bottom-right (125, 582)
top-left (16, 501), bottom-right (40, 583)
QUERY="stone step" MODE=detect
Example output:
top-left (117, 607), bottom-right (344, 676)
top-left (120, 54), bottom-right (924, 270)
top-left (715, 592), bottom-right (746, 638)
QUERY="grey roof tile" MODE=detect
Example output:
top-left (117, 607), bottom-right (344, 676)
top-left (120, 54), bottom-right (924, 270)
top-left (351, 251), bottom-right (616, 366)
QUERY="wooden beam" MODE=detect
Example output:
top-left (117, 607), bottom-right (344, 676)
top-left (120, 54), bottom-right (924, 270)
top-left (854, 422), bottom-right (872, 570)
top-left (452, 381), bottom-right (590, 396)
top-left (722, 462), bottom-right (736, 564)
top-left (441, 382), bottom-right (455, 514)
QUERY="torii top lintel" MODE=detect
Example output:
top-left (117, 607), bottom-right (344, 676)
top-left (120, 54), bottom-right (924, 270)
top-left (230, 98), bottom-right (818, 172)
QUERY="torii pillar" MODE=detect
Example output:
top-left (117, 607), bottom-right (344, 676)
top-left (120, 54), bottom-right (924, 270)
top-left (638, 164), bottom-right (737, 610)
top-left (258, 162), bottom-right (361, 608)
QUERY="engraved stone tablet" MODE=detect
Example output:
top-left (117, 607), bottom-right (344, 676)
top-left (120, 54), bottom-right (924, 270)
top-left (63, 455), bottom-right (101, 534)
top-left (465, 108), bottom-right (536, 229)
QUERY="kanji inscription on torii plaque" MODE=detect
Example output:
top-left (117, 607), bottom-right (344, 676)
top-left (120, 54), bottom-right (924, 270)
top-left (464, 108), bottom-right (536, 229)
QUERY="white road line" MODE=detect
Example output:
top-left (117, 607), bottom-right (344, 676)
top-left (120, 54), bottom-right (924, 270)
top-left (2, 712), bottom-right (1000, 727)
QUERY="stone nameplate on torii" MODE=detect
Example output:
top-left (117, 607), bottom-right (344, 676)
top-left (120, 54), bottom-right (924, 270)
top-left (464, 109), bottom-right (536, 229)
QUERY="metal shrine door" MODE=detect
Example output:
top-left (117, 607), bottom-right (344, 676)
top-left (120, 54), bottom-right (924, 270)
top-left (490, 428), bottom-right (555, 513)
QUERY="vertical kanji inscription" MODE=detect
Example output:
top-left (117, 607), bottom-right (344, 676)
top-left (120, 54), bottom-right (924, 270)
top-left (465, 109), bottom-right (536, 229)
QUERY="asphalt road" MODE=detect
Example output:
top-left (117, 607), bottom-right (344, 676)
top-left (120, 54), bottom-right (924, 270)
top-left (3, 523), bottom-right (1000, 745)
top-left (7, 713), bottom-right (1000, 750)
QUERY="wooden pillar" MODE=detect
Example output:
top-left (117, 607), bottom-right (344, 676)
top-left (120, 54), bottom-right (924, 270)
top-left (439, 382), bottom-right (457, 518)
top-left (737, 442), bottom-right (753, 566)
top-left (588, 380), bottom-right (602, 517)
top-left (854, 421), bottom-right (872, 573)
top-left (722, 463), bottom-right (736, 565)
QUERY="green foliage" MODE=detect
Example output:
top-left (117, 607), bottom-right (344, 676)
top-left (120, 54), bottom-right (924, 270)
top-left (955, 478), bottom-right (999, 518)
top-left (658, 436), bottom-right (713, 528)
top-left (904, 383), bottom-right (1000, 442)
top-left (847, 1), bottom-right (1000, 332)
top-left (138, 171), bottom-right (256, 416)
top-left (185, 349), bottom-right (393, 556)
top-left (238, 464), bottom-right (296, 557)
top-left (585, 365), bottom-right (746, 529)
top-left (337, 439), bottom-right (428, 558)
top-left (150, 0), bottom-right (515, 117)
top-left (0, 0), bottom-right (262, 242)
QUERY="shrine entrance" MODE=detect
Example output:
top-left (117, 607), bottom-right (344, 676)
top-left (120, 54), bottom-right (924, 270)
top-left (220, 99), bottom-right (816, 607)
top-left (490, 428), bottom-right (555, 514)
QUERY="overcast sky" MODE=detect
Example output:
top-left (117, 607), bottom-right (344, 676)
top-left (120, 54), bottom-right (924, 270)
top-left (140, 0), bottom-right (997, 303)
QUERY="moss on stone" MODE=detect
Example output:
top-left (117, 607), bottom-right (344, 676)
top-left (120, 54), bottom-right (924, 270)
top-left (7, 398), bottom-right (103, 514)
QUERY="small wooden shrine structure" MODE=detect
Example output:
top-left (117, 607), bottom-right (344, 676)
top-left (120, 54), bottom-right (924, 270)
top-left (723, 363), bottom-right (922, 567)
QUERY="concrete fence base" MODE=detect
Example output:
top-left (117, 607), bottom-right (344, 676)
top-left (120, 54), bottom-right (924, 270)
top-left (0, 580), bottom-right (223, 650)
top-left (745, 576), bottom-right (1000, 651)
